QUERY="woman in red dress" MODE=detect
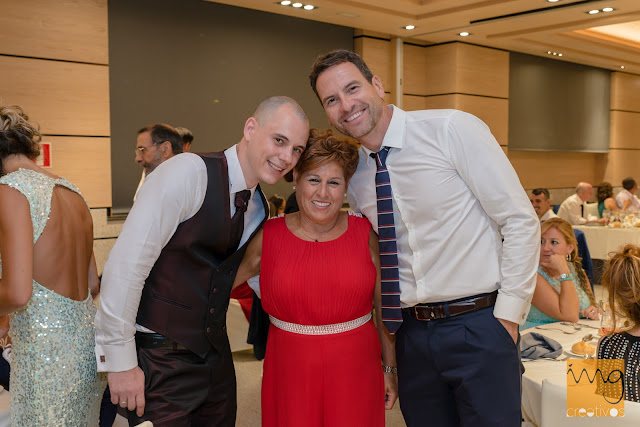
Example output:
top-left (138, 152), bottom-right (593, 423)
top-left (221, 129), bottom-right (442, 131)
top-left (235, 128), bottom-right (397, 426)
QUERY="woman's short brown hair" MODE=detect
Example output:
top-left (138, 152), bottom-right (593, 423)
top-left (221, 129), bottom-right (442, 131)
top-left (286, 128), bottom-right (360, 183)
top-left (0, 104), bottom-right (41, 176)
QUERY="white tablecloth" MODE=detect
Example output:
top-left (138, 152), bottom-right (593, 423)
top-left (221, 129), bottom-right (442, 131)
top-left (521, 320), bottom-right (601, 426)
top-left (573, 225), bottom-right (640, 260)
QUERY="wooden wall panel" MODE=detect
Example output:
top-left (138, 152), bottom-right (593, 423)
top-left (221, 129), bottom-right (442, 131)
top-left (422, 95), bottom-right (458, 110)
top-left (602, 149), bottom-right (640, 186)
top-left (355, 37), bottom-right (391, 91)
top-left (456, 95), bottom-right (508, 147)
top-left (611, 72), bottom-right (640, 112)
top-left (610, 111), bottom-right (640, 149)
top-left (403, 95), bottom-right (426, 111)
top-left (423, 44), bottom-right (458, 95)
top-left (456, 44), bottom-right (509, 99)
top-left (0, 0), bottom-right (108, 64)
top-left (43, 136), bottom-right (112, 207)
top-left (508, 151), bottom-right (605, 189)
top-left (0, 56), bottom-right (110, 136)
top-left (403, 44), bottom-right (426, 95)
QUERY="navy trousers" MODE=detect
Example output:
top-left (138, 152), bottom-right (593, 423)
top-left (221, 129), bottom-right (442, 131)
top-left (396, 306), bottom-right (522, 427)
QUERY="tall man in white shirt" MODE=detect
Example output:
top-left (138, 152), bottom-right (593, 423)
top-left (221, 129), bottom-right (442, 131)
top-left (95, 96), bottom-right (310, 426)
top-left (310, 50), bottom-right (540, 426)
top-left (615, 177), bottom-right (640, 211)
top-left (557, 182), bottom-right (605, 225)
top-left (530, 188), bottom-right (557, 222)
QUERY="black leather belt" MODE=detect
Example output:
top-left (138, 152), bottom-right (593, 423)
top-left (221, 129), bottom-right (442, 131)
top-left (404, 291), bottom-right (497, 321)
top-left (135, 332), bottom-right (188, 350)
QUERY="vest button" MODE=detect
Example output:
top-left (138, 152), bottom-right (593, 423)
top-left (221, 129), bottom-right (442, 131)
top-left (206, 327), bottom-right (211, 333)
top-left (209, 308), bottom-right (215, 314)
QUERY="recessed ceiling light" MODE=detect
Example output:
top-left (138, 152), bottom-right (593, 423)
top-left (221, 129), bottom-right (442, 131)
top-left (558, 53), bottom-right (563, 57)
top-left (303, 4), bottom-right (314, 10)
top-left (547, 0), bottom-right (560, 2)
top-left (292, 2), bottom-right (303, 7)
top-left (621, 66), bottom-right (625, 69)
top-left (404, 25), bottom-right (415, 30)
top-left (459, 32), bottom-right (470, 37)
top-left (280, 0), bottom-right (291, 5)
top-left (588, 9), bottom-right (599, 14)
top-left (602, 7), bottom-right (614, 12)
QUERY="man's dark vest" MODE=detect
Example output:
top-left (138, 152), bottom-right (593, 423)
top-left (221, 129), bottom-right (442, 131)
top-left (136, 152), bottom-right (267, 358)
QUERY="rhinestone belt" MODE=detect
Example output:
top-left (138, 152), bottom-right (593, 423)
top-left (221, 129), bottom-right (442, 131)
top-left (269, 312), bottom-right (372, 335)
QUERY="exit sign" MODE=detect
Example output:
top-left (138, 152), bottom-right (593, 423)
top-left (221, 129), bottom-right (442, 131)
top-left (36, 143), bottom-right (51, 167)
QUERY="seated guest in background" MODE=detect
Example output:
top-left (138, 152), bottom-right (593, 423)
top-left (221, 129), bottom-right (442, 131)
top-left (522, 218), bottom-right (599, 330)
top-left (597, 182), bottom-right (618, 217)
top-left (598, 244), bottom-right (640, 402)
top-left (530, 188), bottom-right (557, 222)
top-left (557, 182), bottom-right (605, 225)
top-left (235, 129), bottom-right (397, 426)
top-left (268, 194), bottom-right (285, 216)
top-left (615, 177), bottom-right (640, 211)
top-left (175, 126), bottom-right (194, 152)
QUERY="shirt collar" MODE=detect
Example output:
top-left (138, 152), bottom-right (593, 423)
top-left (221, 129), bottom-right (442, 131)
top-left (362, 105), bottom-right (406, 165)
top-left (224, 145), bottom-right (256, 198)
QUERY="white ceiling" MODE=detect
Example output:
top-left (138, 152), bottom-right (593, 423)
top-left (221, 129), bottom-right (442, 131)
top-left (207, 0), bottom-right (640, 74)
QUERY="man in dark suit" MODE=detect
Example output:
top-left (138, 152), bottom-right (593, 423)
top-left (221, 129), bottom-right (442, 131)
top-left (94, 96), bottom-right (310, 426)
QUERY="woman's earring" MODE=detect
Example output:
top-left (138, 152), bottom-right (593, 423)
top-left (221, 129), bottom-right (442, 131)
top-left (293, 186), bottom-right (296, 191)
top-left (566, 254), bottom-right (571, 261)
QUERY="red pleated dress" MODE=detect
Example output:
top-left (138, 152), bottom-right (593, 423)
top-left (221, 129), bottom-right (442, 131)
top-left (260, 212), bottom-right (385, 427)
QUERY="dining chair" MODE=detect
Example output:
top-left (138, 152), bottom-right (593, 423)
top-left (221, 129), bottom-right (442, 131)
top-left (540, 379), bottom-right (640, 426)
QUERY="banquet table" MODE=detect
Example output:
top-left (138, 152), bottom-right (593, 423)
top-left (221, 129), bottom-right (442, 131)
top-left (521, 319), bottom-right (602, 426)
top-left (573, 225), bottom-right (640, 260)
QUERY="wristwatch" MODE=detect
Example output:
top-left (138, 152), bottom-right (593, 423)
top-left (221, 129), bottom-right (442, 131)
top-left (382, 365), bottom-right (397, 374)
top-left (558, 273), bottom-right (574, 282)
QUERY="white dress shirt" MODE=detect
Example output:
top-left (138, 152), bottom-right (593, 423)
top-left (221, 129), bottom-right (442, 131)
top-left (95, 148), bottom-right (264, 372)
top-left (557, 193), bottom-right (593, 225)
top-left (540, 209), bottom-right (558, 222)
top-left (615, 189), bottom-right (640, 211)
top-left (347, 107), bottom-right (540, 325)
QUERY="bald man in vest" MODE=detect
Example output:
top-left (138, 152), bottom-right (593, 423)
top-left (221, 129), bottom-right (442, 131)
top-left (95, 96), bottom-right (310, 426)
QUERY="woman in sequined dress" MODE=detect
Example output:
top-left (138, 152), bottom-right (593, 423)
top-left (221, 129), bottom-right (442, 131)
top-left (0, 105), bottom-right (105, 426)
top-left (598, 244), bottom-right (640, 402)
top-left (521, 218), bottom-right (598, 330)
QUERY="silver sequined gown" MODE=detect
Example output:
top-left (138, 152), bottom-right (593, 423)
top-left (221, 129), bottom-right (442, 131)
top-left (0, 168), bottom-right (106, 426)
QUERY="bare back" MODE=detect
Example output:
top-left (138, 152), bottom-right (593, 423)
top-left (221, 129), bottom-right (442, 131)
top-left (0, 167), bottom-right (93, 301)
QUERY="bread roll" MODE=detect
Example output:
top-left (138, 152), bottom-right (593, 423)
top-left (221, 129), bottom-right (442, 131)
top-left (571, 341), bottom-right (596, 356)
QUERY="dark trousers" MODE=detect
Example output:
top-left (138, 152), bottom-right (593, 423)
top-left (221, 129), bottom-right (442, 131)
top-left (125, 343), bottom-right (237, 427)
top-left (396, 306), bottom-right (521, 427)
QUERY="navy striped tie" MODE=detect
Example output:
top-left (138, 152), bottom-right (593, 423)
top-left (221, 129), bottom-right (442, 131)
top-left (372, 148), bottom-right (402, 333)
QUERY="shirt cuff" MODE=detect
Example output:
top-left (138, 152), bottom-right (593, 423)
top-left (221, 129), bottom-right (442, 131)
top-left (493, 292), bottom-right (530, 325)
top-left (95, 341), bottom-right (138, 373)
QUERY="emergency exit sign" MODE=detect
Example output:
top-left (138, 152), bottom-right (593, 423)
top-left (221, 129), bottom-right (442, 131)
top-left (36, 143), bottom-right (51, 167)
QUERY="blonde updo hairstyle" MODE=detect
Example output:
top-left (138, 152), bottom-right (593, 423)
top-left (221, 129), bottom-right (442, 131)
top-left (540, 218), bottom-right (595, 305)
top-left (601, 244), bottom-right (640, 331)
top-left (285, 128), bottom-right (360, 184)
top-left (0, 105), bottom-right (41, 176)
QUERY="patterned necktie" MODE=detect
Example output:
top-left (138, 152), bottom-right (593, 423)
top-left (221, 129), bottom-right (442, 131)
top-left (371, 148), bottom-right (402, 333)
top-left (230, 189), bottom-right (251, 249)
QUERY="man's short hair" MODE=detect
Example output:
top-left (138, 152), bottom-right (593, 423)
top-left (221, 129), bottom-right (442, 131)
top-left (138, 123), bottom-right (183, 155)
top-left (531, 188), bottom-right (550, 200)
top-left (309, 49), bottom-right (374, 100)
top-left (622, 177), bottom-right (636, 191)
top-left (175, 127), bottom-right (193, 145)
top-left (253, 96), bottom-right (308, 126)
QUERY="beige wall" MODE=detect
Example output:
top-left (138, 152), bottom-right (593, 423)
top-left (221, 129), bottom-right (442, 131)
top-left (356, 35), bottom-right (640, 197)
top-left (1, 0), bottom-right (114, 271)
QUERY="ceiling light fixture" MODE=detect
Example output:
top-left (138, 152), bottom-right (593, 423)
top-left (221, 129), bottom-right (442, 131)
top-left (588, 9), bottom-right (599, 14)
top-left (292, 2), bottom-right (303, 7)
top-left (278, 1), bottom-right (316, 10)
top-left (547, 51), bottom-right (563, 57)
top-left (404, 25), bottom-right (415, 30)
top-left (620, 66), bottom-right (625, 69)
top-left (547, 0), bottom-right (559, 2)
top-left (280, 0), bottom-right (291, 5)
top-left (602, 7), bottom-right (614, 12)
top-left (459, 32), bottom-right (470, 37)
top-left (303, 4), bottom-right (314, 10)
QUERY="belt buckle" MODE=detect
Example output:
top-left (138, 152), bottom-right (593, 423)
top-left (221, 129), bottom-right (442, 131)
top-left (414, 304), bottom-right (446, 321)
